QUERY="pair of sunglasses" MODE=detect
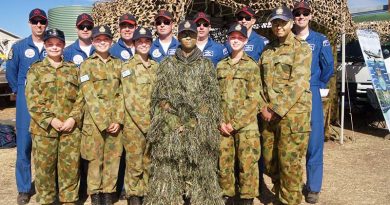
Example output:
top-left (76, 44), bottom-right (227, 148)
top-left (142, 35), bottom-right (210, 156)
top-left (196, 22), bottom-right (210, 27)
top-left (30, 19), bottom-right (47, 25)
top-left (293, 12), bottom-right (310, 17)
top-left (237, 16), bottom-right (252, 21)
top-left (78, 24), bottom-right (94, 30)
top-left (155, 20), bottom-right (171, 26)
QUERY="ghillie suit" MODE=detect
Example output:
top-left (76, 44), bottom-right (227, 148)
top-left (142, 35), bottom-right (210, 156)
top-left (144, 48), bottom-right (224, 205)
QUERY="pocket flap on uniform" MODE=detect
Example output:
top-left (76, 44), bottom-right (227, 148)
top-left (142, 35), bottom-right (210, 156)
top-left (287, 112), bottom-right (311, 133)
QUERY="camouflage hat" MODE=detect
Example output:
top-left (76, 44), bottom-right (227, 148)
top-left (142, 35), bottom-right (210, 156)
top-left (268, 5), bottom-right (294, 22)
top-left (132, 27), bottom-right (152, 41)
top-left (29, 8), bottom-right (47, 20)
top-left (119, 13), bottom-right (136, 25)
top-left (227, 23), bottom-right (247, 38)
top-left (92, 25), bottom-right (113, 39)
top-left (76, 13), bottom-right (94, 26)
top-left (44, 28), bottom-right (65, 42)
top-left (193, 12), bottom-right (210, 23)
top-left (293, 1), bottom-right (311, 12)
top-left (178, 20), bottom-right (197, 34)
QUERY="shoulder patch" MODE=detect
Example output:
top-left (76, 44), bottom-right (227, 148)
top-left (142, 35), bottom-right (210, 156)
top-left (223, 48), bottom-right (228, 55)
top-left (7, 48), bottom-right (13, 60)
top-left (80, 74), bottom-right (90, 83)
top-left (323, 40), bottom-right (330, 47)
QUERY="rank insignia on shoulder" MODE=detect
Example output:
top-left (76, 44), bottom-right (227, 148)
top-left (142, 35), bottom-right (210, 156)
top-left (121, 69), bottom-right (131, 78)
top-left (80, 74), bottom-right (90, 83)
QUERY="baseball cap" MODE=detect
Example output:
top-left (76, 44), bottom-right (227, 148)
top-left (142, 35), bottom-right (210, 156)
top-left (29, 8), bottom-right (47, 20)
top-left (92, 25), bottom-right (113, 39)
top-left (76, 13), bottom-right (94, 26)
top-left (155, 10), bottom-right (173, 20)
top-left (132, 27), bottom-right (152, 41)
top-left (44, 29), bottom-right (65, 43)
top-left (178, 20), bottom-right (197, 34)
top-left (268, 6), bottom-right (294, 22)
top-left (193, 12), bottom-right (210, 23)
top-left (236, 6), bottom-right (255, 17)
top-left (227, 23), bottom-right (247, 38)
top-left (119, 13), bottom-right (136, 25)
top-left (293, 1), bottom-right (311, 12)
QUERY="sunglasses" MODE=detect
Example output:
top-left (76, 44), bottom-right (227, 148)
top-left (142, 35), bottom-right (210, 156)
top-left (119, 23), bottom-right (135, 29)
top-left (78, 24), bottom-right (93, 30)
top-left (293, 11), bottom-right (310, 17)
top-left (30, 19), bottom-right (47, 25)
top-left (155, 20), bottom-right (171, 26)
top-left (237, 16), bottom-right (252, 21)
top-left (196, 22), bottom-right (210, 27)
top-left (179, 31), bottom-right (196, 38)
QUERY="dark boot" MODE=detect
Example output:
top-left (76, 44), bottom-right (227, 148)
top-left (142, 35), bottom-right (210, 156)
top-left (17, 192), bottom-right (31, 205)
top-left (91, 194), bottom-right (102, 205)
top-left (240, 198), bottom-right (253, 205)
top-left (127, 196), bottom-right (142, 205)
top-left (103, 193), bottom-right (113, 205)
top-left (223, 196), bottom-right (233, 205)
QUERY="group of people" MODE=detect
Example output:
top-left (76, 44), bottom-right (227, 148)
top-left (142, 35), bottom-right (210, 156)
top-left (6, 1), bottom-right (334, 205)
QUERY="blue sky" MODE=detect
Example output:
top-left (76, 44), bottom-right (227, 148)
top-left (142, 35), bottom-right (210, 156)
top-left (0, 0), bottom-right (96, 38)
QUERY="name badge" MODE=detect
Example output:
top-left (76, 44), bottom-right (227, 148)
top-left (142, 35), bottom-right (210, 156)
top-left (80, 75), bottom-right (90, 83)
top-left (122, 69), bottom-right (131, 78)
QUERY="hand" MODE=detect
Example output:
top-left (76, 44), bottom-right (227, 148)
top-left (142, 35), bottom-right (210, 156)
top-left (50, 118), bottom-right (64, 131)
top-left (106, 123), bottom-right (120, 134)
top-left (218, 123), bottom-right (231, 136)
top-left (261, 107), bottom-right (274, 122)
top-left (225, 123), bottom-right (234, 134)
top-left (60, 118), bottom-right (75, 132)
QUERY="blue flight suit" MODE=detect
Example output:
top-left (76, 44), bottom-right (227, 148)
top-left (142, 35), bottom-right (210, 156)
top-left (305, 29), bottom-right (334, 193)
top-left (149, 37), bottom-right (179, 62)
top-left (201, 37), bottom-right (228, 67)
top-left (63, 39), bottom-right (95, 66)
top-left (6, 35), bottom-right (46, 193)
top-left (110, 38), bottom-right (134, 61)
top-left (225, 30), bottom-right (268, 62)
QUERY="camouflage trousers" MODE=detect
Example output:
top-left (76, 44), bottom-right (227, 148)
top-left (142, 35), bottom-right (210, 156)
top-left (32, 132), bottom-right (81, 204)
top-left (261, 112), bottom-right (310, 205)
top-left (219, 130), bottom-right (261, 198)
top-left (80, 124), bottom-right (123, 194)
top-left (122, 118), bottom-right (150, 197)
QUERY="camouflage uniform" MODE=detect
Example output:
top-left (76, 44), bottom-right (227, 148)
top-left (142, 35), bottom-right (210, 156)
top-left (217, 53), bottom-right (262, 199)
top-left (259, 32), bottom-right (312, 205)
top-left (79, 53), bottom-right (124, 194)
top-left (121, 54), bottom-right (158, 197)
top-left (25, 57), bottom-right (83, 204)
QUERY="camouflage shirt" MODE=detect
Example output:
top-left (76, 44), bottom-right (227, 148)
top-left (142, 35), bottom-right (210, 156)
top-left (121, 54), bottom-right (158, 133)
top-left (26, 57), bottom-right (84, 137)
top-left (259, 32), bottom-right (312, 117)
top-left (216, 53), bottom-right (262, 131)
top-left (79, 53), bottom-right (124, 131)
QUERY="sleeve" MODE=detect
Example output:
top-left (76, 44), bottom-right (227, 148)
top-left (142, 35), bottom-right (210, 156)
top-left (111, 62), bottom-right (124, 125)
top-left (231, 63), bottom-right (261, 130)
top-left (268, 43), bottom-right (312, 117)
top-left (319, 37), bottom-right (334, 88)
top-left (79, 63), bottom-right (111, 131)
top-left (5, 44), bottom-right (19, 93)
top-left (63, 46), bottom-right (71, 62)
top-left (200, 59), bottom-right (221, 123)
top-left (25, 66), bottom-right (55, 129)
top-left (68, 70), bottom-right (85, 126)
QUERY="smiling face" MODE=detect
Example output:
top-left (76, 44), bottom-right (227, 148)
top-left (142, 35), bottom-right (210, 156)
top-left (237, 13), bottom-right (256, 30)
top-left (120, 22), bottom-right (137, 41)
top-left (293, 8), bottom-right (312, 29)
top-left (196, 19), bottom-right (210, 39)
top-left (44, 37), bottom-right (65, 59)
top-left (155, 17), bottom-right (173, 36)
top-left (271, 19), bottom-right (293, 39)
top-left (178, 30), bottom-right (197, 50)
top-left (92, 34), bottom-right (112, 53)
top-left (29, 17), bottom-right (47, 38)
top-left (135, 37), bottom-right (152, 55)
top-left (228, 31), bottom-right (247, 51)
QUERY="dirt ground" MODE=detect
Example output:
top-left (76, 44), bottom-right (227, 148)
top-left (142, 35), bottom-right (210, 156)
top-left (1, 103), bottom-right (390, 205)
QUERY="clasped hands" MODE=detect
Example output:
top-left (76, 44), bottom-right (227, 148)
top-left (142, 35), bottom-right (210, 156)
top-left (50, 118), bottom-right (75, 132)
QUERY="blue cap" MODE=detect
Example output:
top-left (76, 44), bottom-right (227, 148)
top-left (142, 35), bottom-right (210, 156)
top-left (29, 8), bottom-right (47, 20)
top-left (44, 29), bottom-right (65, 43)
top-left (268, 6), bottom-right (293, 22)
top-left (133, 27), bottom-right (152, 41)
top-left (178, 20), bottom-right (197, 34)
top-left (92, 25), bottom-right (113, 39)
top-left (227, 23), bottom-right (247, 38)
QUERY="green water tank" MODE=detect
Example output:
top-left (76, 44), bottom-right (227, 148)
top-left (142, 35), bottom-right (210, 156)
top-left (48, 5), bottom-right (93, 45)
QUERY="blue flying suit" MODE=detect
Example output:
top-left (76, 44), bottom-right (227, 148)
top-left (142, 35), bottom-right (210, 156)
top-left (305, 29), bottom-right (334, 193)
top-left (6, 35), bottom-right (46, 193)
top-left (200, 37), bottom-right (228, 67)
top-left (225, 30), bottom-right (268, 62)
top-left (63, 39), bottom-right (95, 66)
top-left (149, 37), bottom-right (179, 62)
top-left (110, 38), bottom-right (134, 61)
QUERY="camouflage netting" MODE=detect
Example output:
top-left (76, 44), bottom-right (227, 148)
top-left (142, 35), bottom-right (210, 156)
top-left (92, 0), bottom-right (354, 42)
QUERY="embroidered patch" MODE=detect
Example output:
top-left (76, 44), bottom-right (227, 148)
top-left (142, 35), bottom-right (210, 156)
top-left (152, 49), bottom-right (162, 58)
top-left (120, 50), bottom-right (130, 60)
top-left (80, 74), bottom-right (90, 83)
top-left (73, 55), bottom-right (84, 65)
top-left (121, 69), bottom-right (131, 78)
top-left (24, 48), bottom-right (35, 58)
top-left (323, 40), bottom-right (330, 47)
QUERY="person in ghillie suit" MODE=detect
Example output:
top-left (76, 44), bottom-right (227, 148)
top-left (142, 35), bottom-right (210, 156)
top-left (144, 20), bottom-right (224, 205)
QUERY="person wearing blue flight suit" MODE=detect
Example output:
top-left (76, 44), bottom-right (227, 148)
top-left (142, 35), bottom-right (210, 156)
top-left (110, 13), bottom-right (137, 61)
top-left (225, 6), bottom-right (268, 62)
top-left (150, 10), bottom-right (179, 62)
top-left (6, 8), bottom-right (48, 205)
top-left (193, 12), bottom-right (228, 67)
top-left (293, 1), bottom-right (334, 204)
top-left (63, 13), bottom-right (95, 66)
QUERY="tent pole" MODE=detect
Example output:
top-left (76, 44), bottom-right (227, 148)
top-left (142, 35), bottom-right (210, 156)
top-left (340, 2), bottom-right (346, 144)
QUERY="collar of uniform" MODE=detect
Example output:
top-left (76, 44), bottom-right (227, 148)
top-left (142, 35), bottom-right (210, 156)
top-left (118, 38), bottom-right (133, 52)
top-left (42, 56), bottom-right (64, 69)
top-left (27, 35), bottom-right (43, 52)
top-left (279, 32), bottom-right (295, 46)
top-left (90, 52), bottom-right (114, 62)
top-left (203, 37), bottom-right (214, 50)
top-left (306, 29), bottom-right (315, 41)
top-left (154, 37), bottom-right (179, 48)
top-left (227, 52), bottom-right (250, 65)
top-left (132, 53), bottom-right (156, 68)
top-left (76, 39), bottom-right (95, 55)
